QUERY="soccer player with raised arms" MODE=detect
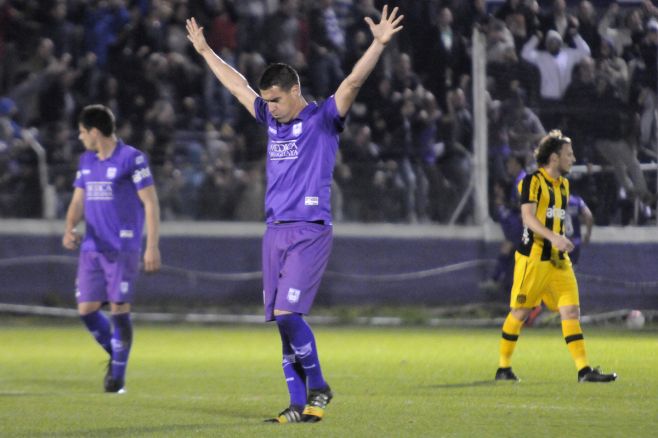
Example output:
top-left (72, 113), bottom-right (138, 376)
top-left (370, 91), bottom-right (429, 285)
top-left (495, 130), bottom-right (617, 383)
top-left (187, 4), bottom-right (403, 423)
top-left (62, 104), bottom-right (161, 393)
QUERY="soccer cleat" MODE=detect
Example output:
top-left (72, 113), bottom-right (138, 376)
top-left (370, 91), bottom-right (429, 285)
top-left (301, 386), bottom-right (333, 422)
top-left (104, 368), bottom-right (126, 394)
top-left (578, 366), bottom-right (617, 383)
top-left (495, 367), bottom-right (520, 382)
top-left (264, 406), bottom-right (304, 423)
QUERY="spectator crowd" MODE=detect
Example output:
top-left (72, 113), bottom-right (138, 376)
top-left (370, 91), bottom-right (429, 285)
top-left (0, 0), bottom-right (656, 225)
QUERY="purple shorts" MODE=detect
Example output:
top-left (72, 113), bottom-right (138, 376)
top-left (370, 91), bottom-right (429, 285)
top-left (262, 222), bottom-right (333, 321)
top-left (76, 251), bottom-right (140, 304)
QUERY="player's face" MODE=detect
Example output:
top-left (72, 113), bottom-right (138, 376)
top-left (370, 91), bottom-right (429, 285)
top-left (78, 124), bottom-right (98, 151)
top-left (557, 143), bottom-right (576, 175)
top-left (260, 85), bottom-right (300, 123)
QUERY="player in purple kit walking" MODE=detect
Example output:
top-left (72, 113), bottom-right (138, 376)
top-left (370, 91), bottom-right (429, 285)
top-left (62, 104), bottom-right (161, 393)
top-left (187, 4), bottom-right (403, 423)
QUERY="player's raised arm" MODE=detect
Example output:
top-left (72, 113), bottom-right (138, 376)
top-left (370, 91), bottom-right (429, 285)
top-left (186, 17), bottom-right (258, 117)
top-left (334, 5), bottom-right (404, 117)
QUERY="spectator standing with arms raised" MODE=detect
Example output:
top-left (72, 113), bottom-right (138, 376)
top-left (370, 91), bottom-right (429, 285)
top-left (186, 4), bottom-right (403, 423)
top-left (521, 23), bottom-right (590, 128)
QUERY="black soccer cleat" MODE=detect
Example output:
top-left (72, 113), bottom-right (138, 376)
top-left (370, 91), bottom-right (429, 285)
top-left (578, 366), bottom-right (617, 383)
top-left (301, 386), bottom-right (333, 422)
top-left (104, 371), bottom-right (126, 393)
top-left (264, 405), bottom-right (304, 424)
top-left (495, 367), bottom-right (520, 382)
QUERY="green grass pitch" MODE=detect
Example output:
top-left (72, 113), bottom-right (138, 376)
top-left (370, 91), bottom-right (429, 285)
top-left (1, 321), bottom-right (656, 437)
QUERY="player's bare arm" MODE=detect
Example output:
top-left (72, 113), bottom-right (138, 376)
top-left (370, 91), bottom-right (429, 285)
top-left (138, 185), bottom-right (161, 273)
top-left (334, 5), bottom-right (404, 117)
top-left (521, 202), bottom-right (575, 253)
top-left (186, 17), bottom-right (258, 117)
top-left (581, 205), bottom-right (593, 244)
top-left (62, 187), bottom-right (84, 250)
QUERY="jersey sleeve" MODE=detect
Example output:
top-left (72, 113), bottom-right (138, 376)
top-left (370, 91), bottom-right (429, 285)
top-left (73, 154), bottom-right (85, 189)
top-left (131, 152), bottom-right (154, 190)
top-left (254, 97), bottom-right (269, 125)
top-left (322, 95), bottom-right (346, 134)
top-left (519, 174), bottom-right (539, 204)
top-left (578, 196), bottom-right (587, 212)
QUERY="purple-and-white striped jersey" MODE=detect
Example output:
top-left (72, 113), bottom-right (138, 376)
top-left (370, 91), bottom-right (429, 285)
top-left (254, 96), bottom-right (345, 224)
top-left (73, 140), bottom-right (153, 252)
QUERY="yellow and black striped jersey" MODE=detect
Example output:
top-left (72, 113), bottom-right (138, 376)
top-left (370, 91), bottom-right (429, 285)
top-left (517, 167), bottom-right (570, 261)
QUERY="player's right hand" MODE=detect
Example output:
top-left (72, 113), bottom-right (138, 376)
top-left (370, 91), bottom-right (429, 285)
top-left (62, 229), bottom-right (81, 250)
top-left (186, 17), bottom-right (210, 54)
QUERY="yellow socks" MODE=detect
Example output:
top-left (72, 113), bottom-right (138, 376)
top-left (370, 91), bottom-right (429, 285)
top-left (562, 319), bottom-right (588, 371)
top-left (499, 313), bottom-right (524, 368)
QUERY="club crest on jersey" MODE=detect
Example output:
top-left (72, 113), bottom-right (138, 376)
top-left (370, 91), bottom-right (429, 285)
top-left (106, 167), bottom-right (117, 179)
top-left (287, 288), bottom-right (301, 304)
top-left (292, 122), bottom-right (303, 137)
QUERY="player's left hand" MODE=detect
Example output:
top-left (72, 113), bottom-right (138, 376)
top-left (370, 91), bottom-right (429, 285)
top-left (365, 5), bottom-right (404, 46)
top-left (551, 234), bottom-right (575, 253)
top-left (186, 17), bottom-right (210, 54)
top-left (143, 247), bottom-right (161, 273)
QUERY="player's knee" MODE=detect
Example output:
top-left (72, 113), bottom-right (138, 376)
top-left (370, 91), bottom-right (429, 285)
top-left (510, 307), bottom-right (531, 322)
top-left (78, 302), bottom-right (102, 315)
top-left (110, 302), bottom-right (131, 314)
top-left (558, 305), bottom-right (580, 320)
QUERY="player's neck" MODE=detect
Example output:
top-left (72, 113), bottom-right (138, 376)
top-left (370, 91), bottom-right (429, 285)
top-left (542, 165), bottom-right (560, 180)
top-left (96, 136), bottom-right (118, 160)
top-left (289, 97), bottom-right (308, 121)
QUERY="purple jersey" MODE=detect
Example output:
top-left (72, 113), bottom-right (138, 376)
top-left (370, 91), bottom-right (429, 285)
top-left (254, 96), bottom-right (345, 224)
top-left (74, 140), bottom-right (154, 252)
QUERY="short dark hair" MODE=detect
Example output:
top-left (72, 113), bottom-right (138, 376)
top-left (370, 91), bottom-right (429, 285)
top-left (535, 129), bottom-right (571, 166)
top-left (258, 63), bottom-right (300, 91)
top-left (78, 104), bottom-right (115, 137)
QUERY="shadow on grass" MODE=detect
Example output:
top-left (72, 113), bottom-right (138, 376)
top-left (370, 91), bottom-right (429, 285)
top-left (427, 380), bottom-right (498, 389)
top-left (427, 380), bottom-right (549, 389)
